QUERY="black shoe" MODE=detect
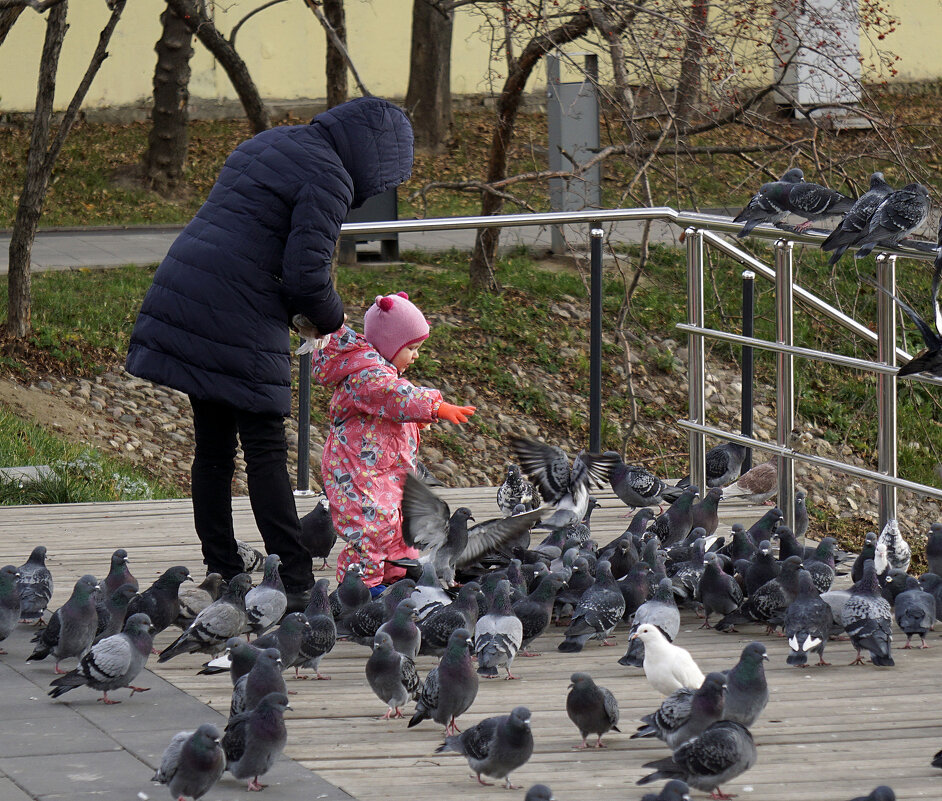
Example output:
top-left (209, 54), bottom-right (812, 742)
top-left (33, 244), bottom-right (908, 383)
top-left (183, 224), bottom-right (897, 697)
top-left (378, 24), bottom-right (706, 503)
top-left (284, 587), bottom-right (312, 614)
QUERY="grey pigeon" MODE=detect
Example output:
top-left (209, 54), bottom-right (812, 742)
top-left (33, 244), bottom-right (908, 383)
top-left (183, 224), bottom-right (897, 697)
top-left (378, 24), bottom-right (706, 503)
top-left (679, 442), bottom-right (748, 489)
top-left (926, 522), bottom-right (942, 577)
top-left (229, 647), bottom-right (286, 717)
top-left (733, 167), bottom-right (805, 237)
top-left (566, 672), bottom-right (620, 749)
top-left (376, 596), bottom-right (422, 659)
top-left (784, 570), bottom-right (832, 667)
top-left (48, 612), bottom-right (155, 703)
top-left (698, 552), bottom-right (743, 629)
top-left (510, 436), bottom-right (616, 529)
top-left (331, 562), bottom-right (371, 616)
top-left (718, 523), bottom-right (757, 562)
top-left (222, 691), bottom-right (290, 792)
top-left (606, 452), bottom-right (682, 509)
top-left (409, 627), bottom-right (478, 734)
top-left (849, 789), bottom-right (896, 801)
top-left (365, 630), bottom-right (422, 719)
top-left (893, 575), bottom-right (936, 649)
top-left (716, 555), bottom-right (804, 634)
top-left (852, 532), bottom-right (878, 583)
top-left (631, 671), bottom-right (727, 751)
top-left (804, 537), bottom-right (838, 594)
top-left (620, 576), bottom-right (680, 667)
top-left (742, 540), bottom-right (781, 596)
top-left (748, 507), bottom-right (784, 547)
top-left (296, 578), bottom-right (335, 679)
top-left (253, 611), bottom-right (310, 669)
top-left (0, 565), bottom-right (20, 653)
top-left (244, 554), bottom-right (287, 637)
top-left (419, 581), bottom-right (481, 657)
top-left (158, 573), bottom-right (252, 662)
top-left (27, 574), bottom-right (99, 673)
top-left (475, 579), bottom-right (523, 679)
top-left (637, 720), bottom-right (757, 798)
top-left (784, 178), bottom-right (855, 232)
top-left (723, 642), bottom-right (769, 727)
top-left (558, 560), bottom-right (625, 652)
top-left (100, 548), bottom-right (138, 598)
top-left (648, 487), bottom-right (698, 547)
top-left (855, 183), bottom-right (930, 258)
top-left (94, 583), bottom-right (137, 643)
top-left (176, 572), bottom-right (226, 629)
top-left (641, 780), bottom-right (692, 801)
top-left (875, 518), bottom-right (911, 574)
top-left (497, 463), bottom-right (541, 514)
top-left (843, 559), bottom-right (894, 666)
top-left (401, 473), bottom-right (544, 586)
top-left (337, 579), bottom-right (416, 648)
top-left (512, 572), bottom-right (567, 656)
top-left (126, 565), bottom-right (192, 635)
top-left (299, 495), bottom-right (337, 569)
top-left (152, 723), bottom-right (225, 801)
top-left (410, 561), bottom-right (451, 621)
top-left (794, 489), bottom-right (810, 540)
top-left (16, 545), bottom-right (53, 622)
top-left (690, 488), bottom-right (723, 536)
top-left (198, 637), bottom-right (260, 682)
top-left (525, 785), bottom-right (555, 801)
top-left (435, 705), bottom-right (534, 789)
top-left (235, 539), bottom-right (265, 573)
top-left (862, 262), bottom-right (942, 378)
top-left (821, 172), bottom-right (894, 266)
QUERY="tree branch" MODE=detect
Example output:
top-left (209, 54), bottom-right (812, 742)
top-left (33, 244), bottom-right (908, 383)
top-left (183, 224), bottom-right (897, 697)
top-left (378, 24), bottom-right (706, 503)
top-left (230, 0), bottom-right (288, 48)
top-left (301, 0), bottom-right (371, 97)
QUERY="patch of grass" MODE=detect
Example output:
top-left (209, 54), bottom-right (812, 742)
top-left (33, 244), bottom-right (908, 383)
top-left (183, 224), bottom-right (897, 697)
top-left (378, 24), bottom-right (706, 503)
top-left (0, 410), bottom-right (179, 504)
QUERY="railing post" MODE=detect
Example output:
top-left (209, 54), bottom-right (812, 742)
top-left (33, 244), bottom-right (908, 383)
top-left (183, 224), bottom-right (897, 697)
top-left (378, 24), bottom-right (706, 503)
top-left (589, 224), bottom-right (604, 453)
top-left (775, 239), bottom-right (796, 533)
top-left (876, 253), bottom-right (898, 525)
top-left (295, 351), bottom-right (315, 496)
top-left (741, 270), bottom-right (755, 473)
top-left (686, 228), bottom-right (707, 494)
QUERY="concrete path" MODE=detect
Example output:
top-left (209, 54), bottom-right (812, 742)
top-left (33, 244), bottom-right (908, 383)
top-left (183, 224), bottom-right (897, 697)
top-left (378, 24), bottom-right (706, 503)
top-left (0, 219), bottom-right (686, 272)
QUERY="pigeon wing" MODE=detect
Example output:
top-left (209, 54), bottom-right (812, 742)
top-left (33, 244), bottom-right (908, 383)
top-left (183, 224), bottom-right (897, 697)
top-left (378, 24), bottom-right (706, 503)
top-left (459, 509), bottom-right (546, 566)
top-left (401, 473), bottom-right (451, 550)
top-left (80, 635), bottom-right (133, 683)
top-left (461, 717), bottom-right (500, 761)
top-left (510, 437), bottom-right (571, 503)
top-left (153, 730), bottom-right (191, 783)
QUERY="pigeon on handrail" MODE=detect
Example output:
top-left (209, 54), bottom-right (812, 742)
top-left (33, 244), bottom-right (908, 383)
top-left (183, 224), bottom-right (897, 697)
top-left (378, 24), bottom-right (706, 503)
top-left (783, 178), bottom-right (855, 233)
top-left (854, 183), bottom-right (931, 259)
top-left (733, 167), bottom-right (805, 238)
top-left (861, 266), bottom-right (942, 377)
top-left (677, 442), bottom-right (748, 489)
top-left (820, 172), bottom-right (893, 268)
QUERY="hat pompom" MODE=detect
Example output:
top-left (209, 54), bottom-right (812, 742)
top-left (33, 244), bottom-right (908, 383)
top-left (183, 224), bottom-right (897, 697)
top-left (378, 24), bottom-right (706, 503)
top-left (378, 296), bottom-right (394, 312)
top-left (396, 291), bottom-right (409, 300)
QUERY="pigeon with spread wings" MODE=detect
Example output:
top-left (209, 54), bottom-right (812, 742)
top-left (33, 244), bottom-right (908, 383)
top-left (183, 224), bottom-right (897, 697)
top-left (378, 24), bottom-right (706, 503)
top-left (401, 473), bottom-right (545, 586)
top-left (509, 436), bottom-right (616, 530)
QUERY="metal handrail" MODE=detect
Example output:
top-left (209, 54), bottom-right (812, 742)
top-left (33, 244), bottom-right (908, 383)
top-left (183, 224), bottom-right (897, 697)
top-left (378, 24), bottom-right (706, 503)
top-left (294, 207), bottom-right (940, 521)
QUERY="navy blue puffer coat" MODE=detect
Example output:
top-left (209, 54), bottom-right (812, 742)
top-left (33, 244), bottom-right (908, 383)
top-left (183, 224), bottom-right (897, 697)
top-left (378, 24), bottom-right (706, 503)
top-left (125, 97), bottom-right (413, 416)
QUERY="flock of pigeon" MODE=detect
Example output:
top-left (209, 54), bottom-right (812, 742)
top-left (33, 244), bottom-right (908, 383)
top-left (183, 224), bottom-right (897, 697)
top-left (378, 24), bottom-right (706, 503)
top-left (732, 166), bottom-right (942, 379)
top-left (1, 434), bottom-right (940, 801)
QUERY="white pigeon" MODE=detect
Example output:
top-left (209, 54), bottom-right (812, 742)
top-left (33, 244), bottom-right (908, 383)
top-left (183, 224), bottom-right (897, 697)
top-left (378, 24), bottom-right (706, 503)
top-left (631, 623), bottom-right (705, 696)
top-left (876, 518), bottom-right (911, 574)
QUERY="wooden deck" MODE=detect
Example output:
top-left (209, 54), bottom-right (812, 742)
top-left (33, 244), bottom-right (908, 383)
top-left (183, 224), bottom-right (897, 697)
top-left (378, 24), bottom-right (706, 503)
top-left (0, 488), bottom-right (938, 801)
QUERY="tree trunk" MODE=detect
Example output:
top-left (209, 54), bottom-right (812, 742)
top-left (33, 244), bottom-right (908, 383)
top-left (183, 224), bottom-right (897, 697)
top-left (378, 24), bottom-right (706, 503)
top-left (142, 4), bottom-right (194, 194)
top-left (323, 0), bottom-right (347, 108)
top-left (405, 0), bottom-right (453, 152)
top-left (468, 11), bottom-right (593, 291)
top-left (165, 0), bottom-right (270, 133)
top-left (7, 0), bottom-right (68, 338)
top-left (0, 6), bottom-right (24, 47)
top-left (674, 0), bottom-right (708, 129)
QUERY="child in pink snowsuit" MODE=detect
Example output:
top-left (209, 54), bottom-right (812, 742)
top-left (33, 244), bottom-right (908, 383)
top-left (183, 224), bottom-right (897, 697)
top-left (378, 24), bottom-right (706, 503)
top-left (312, 292), bottom-right (475, 589)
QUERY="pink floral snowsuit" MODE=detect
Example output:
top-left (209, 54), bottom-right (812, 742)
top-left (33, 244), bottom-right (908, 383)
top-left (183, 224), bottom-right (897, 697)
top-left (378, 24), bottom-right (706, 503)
top-left (312, 326), bottom-right (442, 587)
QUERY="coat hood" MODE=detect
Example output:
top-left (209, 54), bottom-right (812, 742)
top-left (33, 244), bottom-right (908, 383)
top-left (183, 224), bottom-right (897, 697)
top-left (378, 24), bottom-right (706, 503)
top-left (311, 97), bottom-right (414, 208)
top-left (313, 326), bottom-right (391, 387)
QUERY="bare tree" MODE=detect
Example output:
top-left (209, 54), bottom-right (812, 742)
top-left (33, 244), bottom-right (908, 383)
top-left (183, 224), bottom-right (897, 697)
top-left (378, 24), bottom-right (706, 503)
top-left (141, 3), bottom-right (194, 194)
top-left (322, 0), bottom-right (347, 107)
top-left (406, 0), bottom-right (455, 152)
top-left (7, 0), bottom-right (127, 339)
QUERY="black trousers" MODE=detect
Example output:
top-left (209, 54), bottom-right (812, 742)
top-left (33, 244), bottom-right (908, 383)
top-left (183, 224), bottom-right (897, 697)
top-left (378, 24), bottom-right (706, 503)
top-left (189, 397), bottom-right (313, 591)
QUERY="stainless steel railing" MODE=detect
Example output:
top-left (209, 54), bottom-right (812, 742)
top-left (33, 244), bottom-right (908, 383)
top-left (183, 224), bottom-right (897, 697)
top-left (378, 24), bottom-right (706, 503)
top-left (296, 208), bottom-right (942, 531)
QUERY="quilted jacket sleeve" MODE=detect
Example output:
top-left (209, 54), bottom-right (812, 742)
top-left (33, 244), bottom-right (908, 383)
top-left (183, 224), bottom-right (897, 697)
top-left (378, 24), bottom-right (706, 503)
top-left (346, 366), bottom-right (443, 423)
top-left (281, 181), bottom-right (347, 336)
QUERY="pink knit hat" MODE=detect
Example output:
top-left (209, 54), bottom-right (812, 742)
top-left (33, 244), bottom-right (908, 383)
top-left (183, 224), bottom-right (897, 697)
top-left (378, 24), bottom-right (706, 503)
top-left (363, 292), bottom-right (430, 362)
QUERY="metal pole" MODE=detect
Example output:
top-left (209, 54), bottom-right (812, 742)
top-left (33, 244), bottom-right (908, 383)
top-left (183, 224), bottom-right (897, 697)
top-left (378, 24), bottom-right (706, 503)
top-left (589, 225), bottom-right (604, 452)
top-left (775, 240), bottom-right (796, 533)
top-left (295, 352), bottom-right (313, 495)
top-left (686, 228), bottom-right (707, 494)
top-left (741, 270), bottom-right (755, 473)
top-left (876, 253), bottom-right (898, 524)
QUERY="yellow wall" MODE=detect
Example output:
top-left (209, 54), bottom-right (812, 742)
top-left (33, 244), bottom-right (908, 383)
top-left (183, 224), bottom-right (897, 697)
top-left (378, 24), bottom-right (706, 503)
top-left (0, 1), bottom-right (933, 114)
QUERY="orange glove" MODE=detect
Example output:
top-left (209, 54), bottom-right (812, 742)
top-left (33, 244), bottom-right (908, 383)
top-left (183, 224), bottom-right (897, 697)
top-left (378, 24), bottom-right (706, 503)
top-left (437, 402), bottom-right (476, 424)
